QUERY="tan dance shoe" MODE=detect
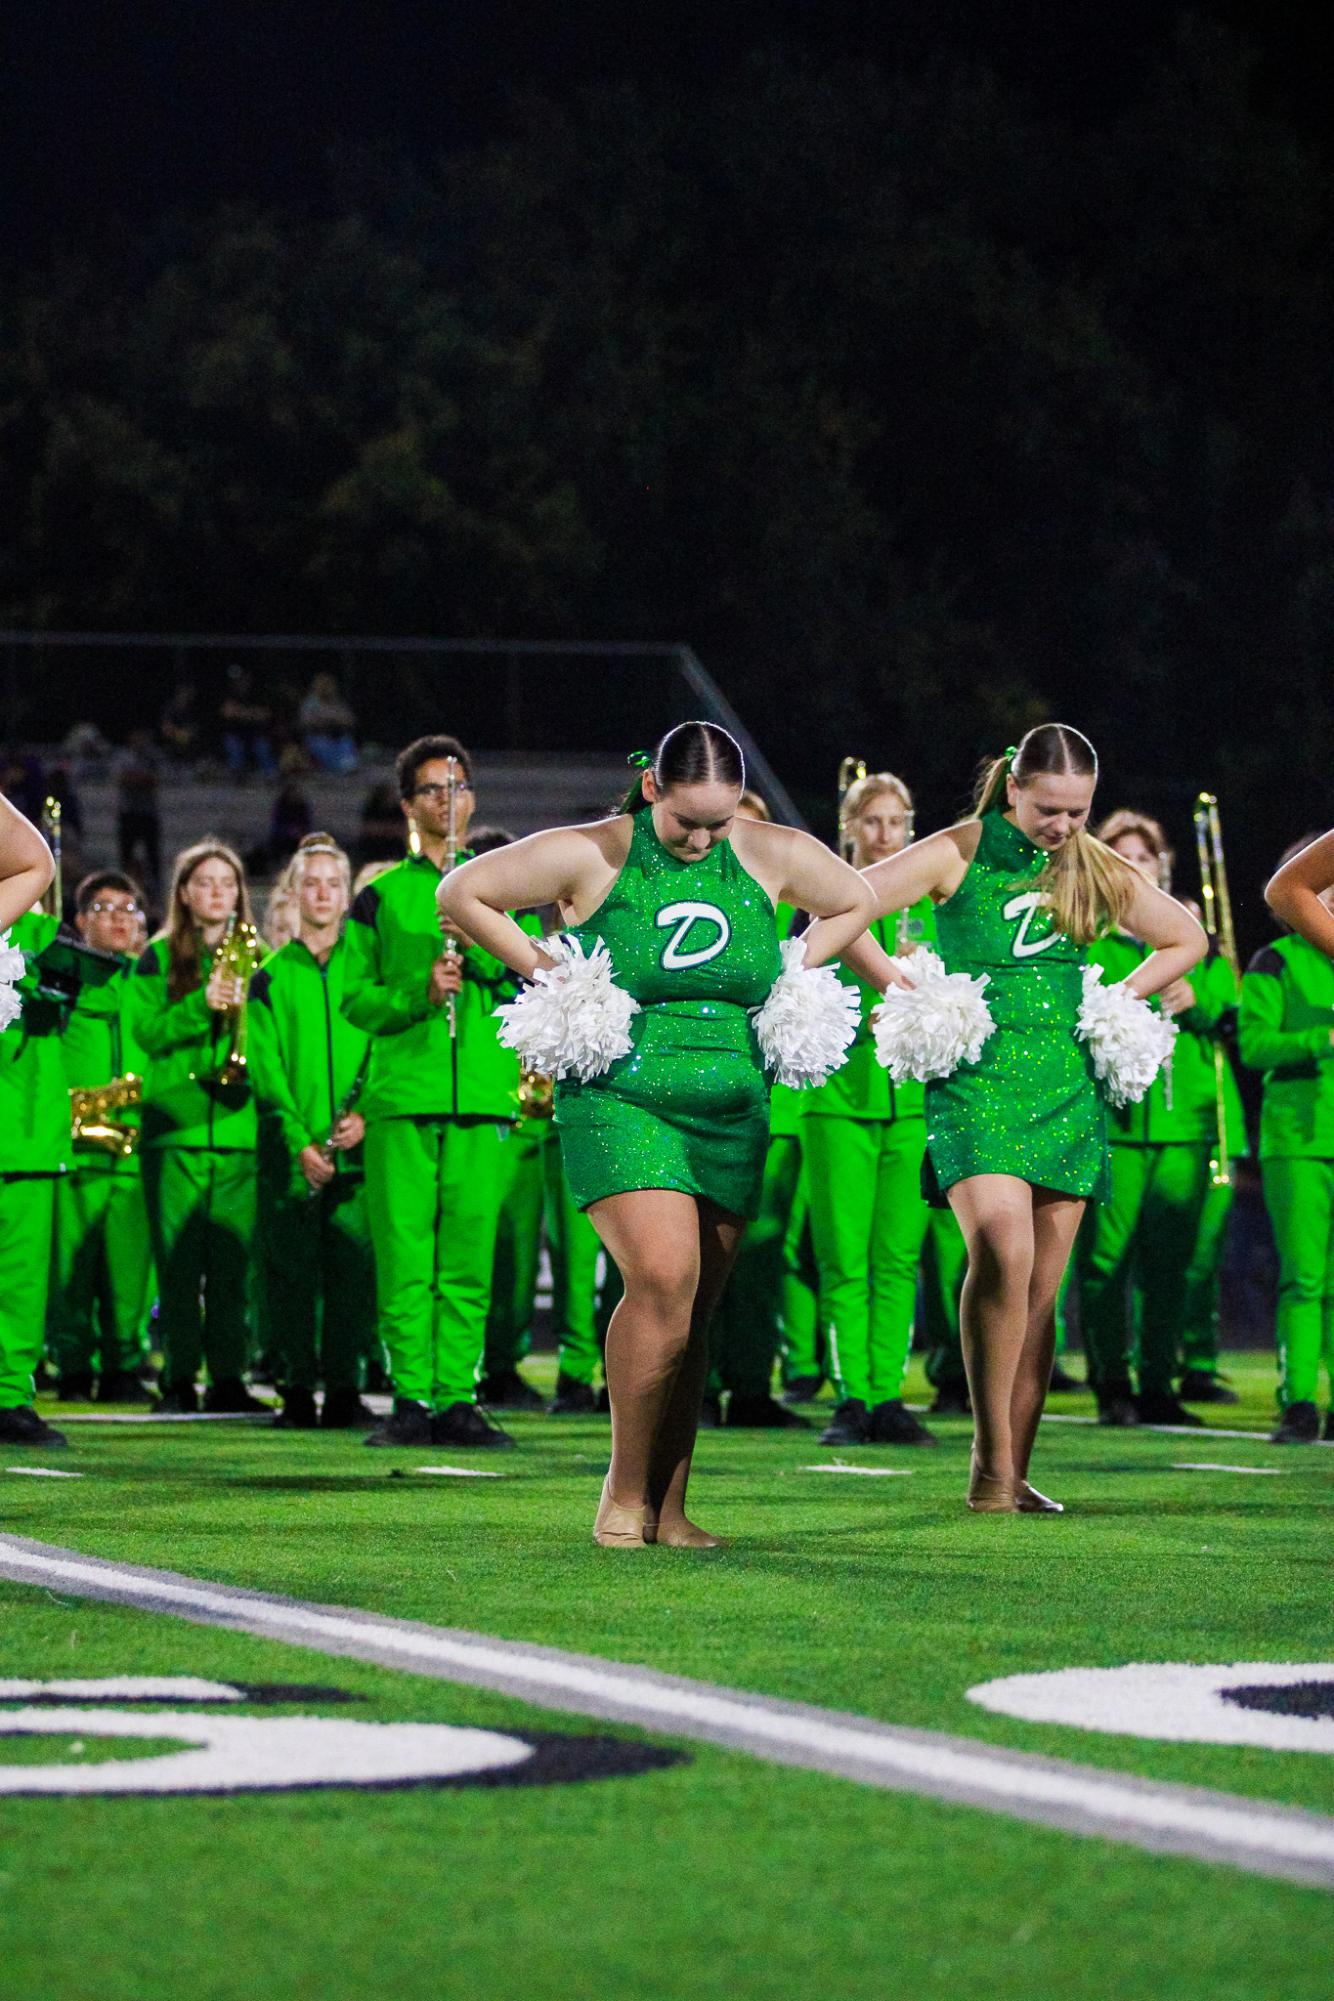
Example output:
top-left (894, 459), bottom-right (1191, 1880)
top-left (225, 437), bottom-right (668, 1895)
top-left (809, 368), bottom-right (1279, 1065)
top-left (592, 1476), bottom-right (648, 1548)
top-left (1016, 1479), bottom-right (1065, 1514)
top-left (966, 1453), bottom-right (1018, 1514)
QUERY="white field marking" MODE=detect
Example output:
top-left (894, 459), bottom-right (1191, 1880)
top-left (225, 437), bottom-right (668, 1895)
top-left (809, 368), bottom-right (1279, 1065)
top-left (413, 1466), bottom-right (505, 1479)
top-left (970, 1665), bottom-right (1334, 1755)
top-left (5, 1467), bottom-right (83, 1479)
top-left (0, 1705), bottom-right (532, 1796)
top-left (1171, 1464), bottom-right (1284, 1477)
top-left (801, 1464), bottom-right (914, 1478)
top-left (1039, 1412), bottom-right (1334, 1446)
top-left (0, 1538), bottom-right (1331, 1889)
top-left (54, 1412), bottom-right (266, 1425)
top-left (0, 1677), bottom-right (243, 1702)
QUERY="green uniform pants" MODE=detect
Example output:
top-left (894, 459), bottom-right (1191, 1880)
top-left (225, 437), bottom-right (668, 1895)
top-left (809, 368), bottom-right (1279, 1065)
top-left (922, 1206), bottom-right (968, 1391)
top-left (714, 1134), bottom-right (814, 1397)
top-left (365, 1115), bottom-right (508, 1409)
top-left (806, 1116), bottom-right (930, 1406)
top-left (0, 1174), bottom-right (58, 1408)
top-left (1181, 1172), bottom-right (1235, 1375)
top-left (1081, 1143), bottom-right (1212, 1395)
top-left (486, 1122), bottom-right (604, 1384)
top-left (141, 1148), bottom-right (256, 1388)
top-left (49, 1166), bottom-right (152, 1381)
top-left (1260, 1156), bottom-right (1334, 1408)
top-left (264, 1178), bottom-right (375, 1393)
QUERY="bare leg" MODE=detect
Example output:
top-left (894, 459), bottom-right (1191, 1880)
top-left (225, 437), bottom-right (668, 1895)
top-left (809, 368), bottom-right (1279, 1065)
top-left (645, 1199), bottom-right (745, 1546)
top-left (1012, 1191), bottom-right (1085, 1493)
top-left (947, 1175), bottom-right (1036, 1496)
top-left (588, 1190), bottom-right (703, 1523)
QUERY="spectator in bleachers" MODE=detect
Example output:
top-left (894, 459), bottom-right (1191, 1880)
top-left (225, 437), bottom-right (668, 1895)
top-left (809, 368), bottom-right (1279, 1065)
top-left (299, 672), bottom-right (359, 774)
top-left (356, 779), bottom-right (406, 868)
top-left (112, 730), bottom-right (162, 892)
top-left (219, 665), bottom-right (277, 779)
top-left (160, 678), bottom-right (201, 762)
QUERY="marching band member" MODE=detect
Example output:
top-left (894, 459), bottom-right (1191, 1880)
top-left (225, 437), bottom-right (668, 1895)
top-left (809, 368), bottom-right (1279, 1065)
top-left (1242, 833), bottom-right (1334, 1443)
top-left (440, 721), bottom-right (874, 1548)
top-left (1078, 812), bottom-right (1240, 1428)
top-left (850, 726), bottom-right (1204, 1511)
top-left (49, 871), bottom-right (154, 1403)
top-left (342, 736), bottom-right (519, 1451)
top-left (0, 794), bottom-right (64, 1446)
top-left (709, 787), bottom-right (814, 1429)
top-left (128, 840), bottom-right (266, 1413)
top-left (806, 771), bottom-right (942, 1447)
top-left (249, 834), bottom-right (376, 1430)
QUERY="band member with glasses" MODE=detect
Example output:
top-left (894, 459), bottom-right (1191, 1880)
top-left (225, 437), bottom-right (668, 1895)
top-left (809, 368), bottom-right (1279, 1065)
top-left (343, 736), bottom-right (520, 1450)
top-left (49, 872), bottom-right (154, 1403)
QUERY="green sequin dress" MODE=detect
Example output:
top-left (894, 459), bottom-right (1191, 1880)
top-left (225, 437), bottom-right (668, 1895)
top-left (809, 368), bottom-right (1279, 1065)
top-left (925, 812), bottom-right (1110, 1204)
top-left (555, 812), bottom-right (783, 1218)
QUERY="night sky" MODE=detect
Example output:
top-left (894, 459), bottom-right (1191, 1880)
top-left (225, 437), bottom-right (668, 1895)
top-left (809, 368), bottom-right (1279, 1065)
top-left (6, 1), bottom-right (1331, 258)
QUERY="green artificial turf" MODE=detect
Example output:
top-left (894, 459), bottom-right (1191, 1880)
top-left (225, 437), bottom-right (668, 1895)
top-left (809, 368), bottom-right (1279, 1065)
top-left (0, 1354), bottom-right (1329, 2001)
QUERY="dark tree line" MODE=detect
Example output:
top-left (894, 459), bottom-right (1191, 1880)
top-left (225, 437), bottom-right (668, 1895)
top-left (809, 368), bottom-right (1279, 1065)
top-left (2, 20), bottom-right (1331, 907)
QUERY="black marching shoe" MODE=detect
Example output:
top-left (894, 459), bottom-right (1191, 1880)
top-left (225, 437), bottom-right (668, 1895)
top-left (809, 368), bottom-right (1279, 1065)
top-left (1134, 1391), bottom-right (1204, 1428)
top-left (696, 1392), bottom-right (722, 1430)
top-left (1095, 1382), bottom-right (1141, 1428)
top-left (204, 1377), bottom-right (270, 1415)
top-left (781, 1375), bottom-right (824, 1406)
top-left (1178, 1369), bottom-right (1240, 1406)
top-left (56, 1371), bottom-right (95, 1403)
top-left (320, 1388), bottom-right (376, 1430)
top-left (1271, 1400), bottom-right (1320, 1445)
top-left (819, 1398), bottom-right (870, 1445)
top-left (153, 1380), bottom-right (199, 1415)
top-left (477, 1368), bottom-right (545, 1412)
top-left (928, 1384), bottom-right (971, 1416)
top-left (0, 1405), bottom-right (69, 1448)
top-left (869, 1399), bottom-right (937, 1446)
top-left (546, 1374), bottom-right (598, 1416)
top-left (364, 1399), bottom-right (433, 1448)
top-left (430, 1401), bottom-right (515, 1450)
top-left (272, 1387), bottom-right (319, 1430)
top-left (1048, 1363), bottom-right (1084, 1393)
top-left (97, 1368), bottom-right (152, 1404)
top-left (725, 1392), bottom-right (811, 1430)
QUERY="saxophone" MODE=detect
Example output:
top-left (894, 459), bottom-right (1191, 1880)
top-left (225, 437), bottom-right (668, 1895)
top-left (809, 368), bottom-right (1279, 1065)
top-left (214, 914), bottom-right (263, 1086)
top-left (70, 1074), bottom-right (142, 1157)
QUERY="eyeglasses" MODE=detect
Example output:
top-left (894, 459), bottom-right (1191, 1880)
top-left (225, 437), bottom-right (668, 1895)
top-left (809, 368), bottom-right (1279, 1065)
top-left (86, 900), bottom-right (143, 918)
top-left (413, 782), bottom-right (472, 802)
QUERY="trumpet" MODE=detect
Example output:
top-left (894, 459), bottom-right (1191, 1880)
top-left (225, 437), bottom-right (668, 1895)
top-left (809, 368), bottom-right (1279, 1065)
top-left (214, 913), bottom-right (263, 1087)
top-left (1193, 792), bottom-right (1239, 1188)
top-left (70, 1073), bottom-right (142, 1157)
top-left (517, 1068), bottom-right (555, 1121)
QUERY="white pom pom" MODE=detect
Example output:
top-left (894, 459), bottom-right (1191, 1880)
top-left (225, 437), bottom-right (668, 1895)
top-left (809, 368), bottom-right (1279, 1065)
top-left (751, 936), bottom-right (861, 1089)
top-left (494, 934), bottom-right (639, 1084)
top-left (0, 929), bottom-right (24, 1033)
top-left (1076, 964), bottom-right (1177, 1108)
top-left (872, 947), bottom-right (997, 1082)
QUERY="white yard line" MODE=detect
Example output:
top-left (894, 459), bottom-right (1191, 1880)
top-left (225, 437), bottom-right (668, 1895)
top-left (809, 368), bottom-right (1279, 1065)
top-left (1171, 1464), bottom-right (1284, 1477)
top-left (800, 1464), bottom-right (914, 1478)
top-left (0, 1535), bottom-right (1330, 1890)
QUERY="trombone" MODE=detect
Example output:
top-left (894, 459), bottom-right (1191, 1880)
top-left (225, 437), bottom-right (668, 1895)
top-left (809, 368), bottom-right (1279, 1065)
top-left (39, 797), bottom-right (62, 918)
top-left (1193, 792), bottom-right (1239, 1188)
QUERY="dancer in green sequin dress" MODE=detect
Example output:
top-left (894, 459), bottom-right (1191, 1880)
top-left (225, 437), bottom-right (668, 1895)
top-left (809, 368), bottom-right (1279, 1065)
top-left (555, 808), bottom-right (782, 1220)
top-left (925, 808), bottom-right (1110, 1205)
top-left (441, 722), bottom-right (874, 1549)
top-left (844, 725), bottom-right (1203, 1515)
